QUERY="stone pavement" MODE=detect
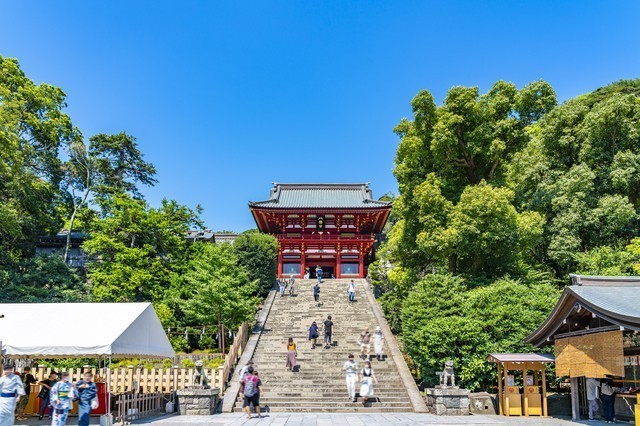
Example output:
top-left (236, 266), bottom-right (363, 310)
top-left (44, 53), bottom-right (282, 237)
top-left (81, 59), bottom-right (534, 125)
top-left (132, 412), bottom-right (598, 425)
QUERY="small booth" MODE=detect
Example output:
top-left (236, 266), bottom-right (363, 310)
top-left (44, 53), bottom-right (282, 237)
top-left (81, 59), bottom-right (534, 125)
top-left (525, 275), bottom-right (640, 422)
top-left (0, 302), bottom-right (175, 422)
top-left (488, 353), bottom-right (554, 417)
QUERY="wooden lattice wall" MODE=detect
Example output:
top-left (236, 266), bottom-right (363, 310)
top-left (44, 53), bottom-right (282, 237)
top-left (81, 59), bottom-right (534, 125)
top-left (555, 330), bottom-right (624, 377)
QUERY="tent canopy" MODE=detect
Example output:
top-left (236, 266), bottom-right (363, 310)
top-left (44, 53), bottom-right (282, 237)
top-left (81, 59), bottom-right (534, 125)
top-left (0, 302), bottom-right (175, 359)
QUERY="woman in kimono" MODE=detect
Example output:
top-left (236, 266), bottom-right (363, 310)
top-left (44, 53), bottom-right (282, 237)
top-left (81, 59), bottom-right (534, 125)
top-left (359, 361), bottom-right (378, 406)
top-left (50, 372), bottom-right (76, 426)
top-left (0, 364), bottom-right (25, 426)
top-left (373, 326), bottom-right (385, 361)
top-left (285, 337), bottom-right (297, 371)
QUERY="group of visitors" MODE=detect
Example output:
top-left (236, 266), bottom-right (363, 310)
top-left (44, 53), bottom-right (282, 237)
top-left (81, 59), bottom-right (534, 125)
top-left (586, 377), bottom-right (621, 423)
top-left (359, 326), bottom-right (385, 361)
top-left (342, 354), bottom-right (378, 405)
top-left (307, 315), bottom-right (334, 350)
top-left (277, 275), bottom-right (295, 297)
top-left (0, 364), bottom-right (97, 426)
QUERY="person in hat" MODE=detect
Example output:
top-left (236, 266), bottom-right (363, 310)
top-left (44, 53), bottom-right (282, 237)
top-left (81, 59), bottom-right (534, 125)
top-left (0, 364), bottom-right (25, 426)
top-left (373, 326), bottom-right (385, 361)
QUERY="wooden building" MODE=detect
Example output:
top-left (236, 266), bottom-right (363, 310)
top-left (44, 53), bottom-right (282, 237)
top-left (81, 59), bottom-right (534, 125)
top-left (525, 274), bottom-right (640, 421)
top-left (249, 183), bottom-right (391, 278)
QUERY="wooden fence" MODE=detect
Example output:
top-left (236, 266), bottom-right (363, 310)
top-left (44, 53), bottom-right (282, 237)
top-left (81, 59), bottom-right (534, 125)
top-left (28, 365), bottom-right (225, 394)
top-left (221, 321), bottom-right (249, 387)
top-left (116, 392), bottom-right (166, 424)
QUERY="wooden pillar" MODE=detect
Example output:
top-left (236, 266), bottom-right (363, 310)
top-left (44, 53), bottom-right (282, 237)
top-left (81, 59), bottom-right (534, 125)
top-left (522, 368), bottom-right (529, 416)
top-left (570, 377), bottom-right (580, 421)
top-left (542, 366), bottom-right (548, 417)
top-left (300, 249), bottom-right (306, 279)
top-left (358, 247), bottom-right (364, 278)
top-left (336, 243), bottom-right (341, 278)
top-left (504, 365), bottom-right (510, 416)
top-left (497, 362), bottom-right (504, 415)
top-left (277, 249), bottom-right (283, 278)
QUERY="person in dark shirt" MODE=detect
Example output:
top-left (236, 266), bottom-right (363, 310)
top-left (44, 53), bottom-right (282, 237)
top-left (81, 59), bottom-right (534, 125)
top-left (313, 283), bottom-right (320, 307)
top-left (308, 322), bottom-right (319, 349)
top-left (16, 366), bottom-right (36, 420)
top-left (323, 315), bottom-right (334, 349)
top-left (38, 371), bottom-right (58, 420)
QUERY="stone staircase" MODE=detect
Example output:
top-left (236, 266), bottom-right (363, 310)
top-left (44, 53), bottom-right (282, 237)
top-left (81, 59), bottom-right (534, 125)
top-left (232, 279), bottom-right (417, 413)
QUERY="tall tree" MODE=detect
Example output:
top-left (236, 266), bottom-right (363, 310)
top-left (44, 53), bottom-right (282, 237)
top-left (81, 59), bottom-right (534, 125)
top-left (0, 56), bottom-right (79, 263)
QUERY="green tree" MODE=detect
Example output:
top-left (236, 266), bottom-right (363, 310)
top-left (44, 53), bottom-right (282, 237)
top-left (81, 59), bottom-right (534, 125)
top-left (0, 255), bottom-right (88, 302)
top-left (84, 194), bottom-right (201, 302)
top-left (232, 230), bottom-right (278, 296)
top-left (400, 273), bottom-right (558, 391)
top-left (183, 243), bottom-right (258, 351)
top-left (0, 56), bottom-right (78, 264)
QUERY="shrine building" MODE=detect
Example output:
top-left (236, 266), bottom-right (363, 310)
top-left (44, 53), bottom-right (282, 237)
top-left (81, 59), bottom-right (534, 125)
top-left (249, 183), bottom-right (392, 278)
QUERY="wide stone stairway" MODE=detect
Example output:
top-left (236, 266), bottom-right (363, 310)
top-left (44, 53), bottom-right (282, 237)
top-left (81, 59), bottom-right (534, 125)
top-left (232, 279), bottom-right (421, 413)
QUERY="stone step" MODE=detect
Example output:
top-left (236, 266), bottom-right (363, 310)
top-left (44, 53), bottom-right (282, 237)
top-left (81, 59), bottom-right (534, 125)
top-left (232, 407), bottom-right (414, 413)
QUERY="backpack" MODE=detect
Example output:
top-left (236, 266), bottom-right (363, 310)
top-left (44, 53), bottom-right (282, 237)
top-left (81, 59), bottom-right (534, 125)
top-left (243, 375), bottom-right (258, 397)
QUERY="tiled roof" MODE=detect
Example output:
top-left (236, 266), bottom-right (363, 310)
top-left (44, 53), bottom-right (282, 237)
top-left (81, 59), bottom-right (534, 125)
top-left (487, 353), bottom-right (555, 363)
top-left (525, 274), bottom-right (640, 346)
top-left (249, 183), bottom-right (391, 209)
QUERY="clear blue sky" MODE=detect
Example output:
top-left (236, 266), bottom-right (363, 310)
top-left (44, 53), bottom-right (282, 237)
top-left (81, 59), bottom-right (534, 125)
top-left (1, 1), bottom-right (639, 231)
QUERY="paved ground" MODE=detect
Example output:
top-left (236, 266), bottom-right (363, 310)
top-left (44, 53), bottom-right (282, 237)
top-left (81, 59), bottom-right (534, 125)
top-left (12, 413), bottom-right (631, 425)
top-left (130, 412), bottom-right (626, 425)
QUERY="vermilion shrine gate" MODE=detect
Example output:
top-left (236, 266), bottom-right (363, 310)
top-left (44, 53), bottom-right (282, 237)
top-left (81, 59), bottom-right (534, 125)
top-left (250, 183), bottom-right (391, 278)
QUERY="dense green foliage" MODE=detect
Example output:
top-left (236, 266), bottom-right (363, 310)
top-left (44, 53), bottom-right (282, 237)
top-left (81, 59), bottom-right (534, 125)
top-left (0, 56), bottom-right (273, 352)
top-left (232, 230), bottom-right (279, 296)
top-left (375, 79), bottom-right (640, 390)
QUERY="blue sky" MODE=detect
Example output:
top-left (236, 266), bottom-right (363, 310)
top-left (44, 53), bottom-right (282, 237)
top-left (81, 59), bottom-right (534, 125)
top-left (1, 1), bottom-right (639, 231)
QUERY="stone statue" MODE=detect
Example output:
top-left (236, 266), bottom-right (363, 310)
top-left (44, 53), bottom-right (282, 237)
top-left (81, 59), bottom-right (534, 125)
top-left (440, 360), bottom-right (456, 388)
top-left (192, 360), bottom-right (210, 389)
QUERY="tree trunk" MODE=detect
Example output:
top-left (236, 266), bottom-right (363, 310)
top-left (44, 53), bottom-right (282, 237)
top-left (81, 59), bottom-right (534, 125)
top-left (448, 253), bottom-right (457, 274)
top-left (63, 206), bottom-right (78, 264)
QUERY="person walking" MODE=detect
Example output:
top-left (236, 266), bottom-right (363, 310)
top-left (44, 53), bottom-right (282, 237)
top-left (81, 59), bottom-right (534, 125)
top-left (49, 371), bottom-right (75, 426)
top-left (359, 360), bottom-right (378, 406)
top-left (308, 322), bottom-right (319, 350)
top-left (313, 282), bottom-right (320, 307)
top-left (238, 360), bottom-right (254, 381)
top-left (347, 280), bottom-right (355, 303)
top-left (342, 354), bottom-right (358, 403)
top-left (0, 364), bottom-right (25, 426)
top-left (75, 372), bottom-right (97, 426)
top-left (316, 265), bottom-right (323, 283)
top-left (288, 275), bottom-right (295, 297)
top-left (600, 378), bottom-right (619, 424)
top-left (304, 267), bottom-right (310, 279)
top-left (15, 366), bottom-right (35, 420)
top-left (37, 372), bottom-right (58, 420)
top-left (373, 327), bottom-right (385, 361)
top-left (286, 338), bottom-right (297, 371)
top-left (279, 279), bottom-right (286, 296)
top-left (586, 377), bottom-right (600, 421)
top-left (323, 315), bottom-right (334, 349)
top-left (359, 327), bottom-right (372, 360)
top-left (240, 367), bottom-right (262, 419)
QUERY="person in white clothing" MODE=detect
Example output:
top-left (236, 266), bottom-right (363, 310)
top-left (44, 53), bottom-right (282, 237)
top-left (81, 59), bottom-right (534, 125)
top-left (359, 361), bottom-right (378, 406)
top-left (238, 360), bottom-right (254, 381)
top-left (586, 377), bottom-right (600, 420)
top-left (347, 280), bottom-right (355, 303)
top-left (373, 326), bottom-right (384, 361)
top-left (0, 364), bottom-right (25, 426)
top-left (342, 354), bottom-right (358, 402)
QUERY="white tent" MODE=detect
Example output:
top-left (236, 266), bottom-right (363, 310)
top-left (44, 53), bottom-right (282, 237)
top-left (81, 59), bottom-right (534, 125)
top-left (0, 302), bottom-right (175, 359)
